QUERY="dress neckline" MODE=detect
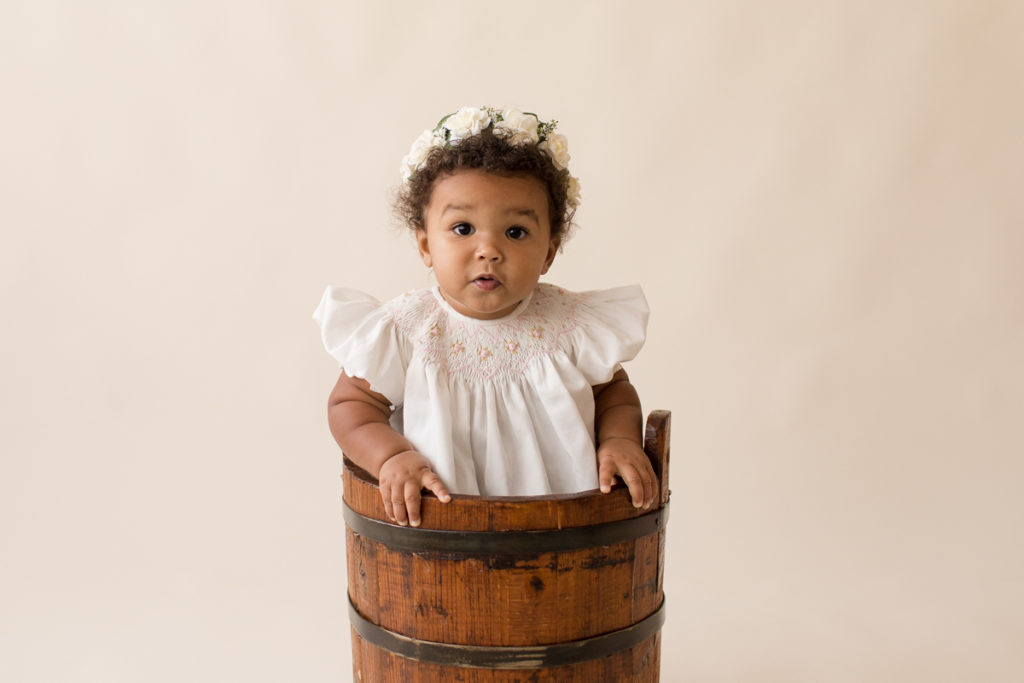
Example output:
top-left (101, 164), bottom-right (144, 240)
top-left (431, 286), bottom-right (535, 325)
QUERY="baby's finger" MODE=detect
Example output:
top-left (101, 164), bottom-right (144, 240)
top-left (391, 487), bottom-right (410, 526)
top-left (644, 465), bottom-right (658, 508)
top-left (618, 465), bottom-right (646, 508)
top-left (421, 470), bottom-right (451, 503)
top-left (634, 462), bottom-right (653, 508)
top-left (598, 461), bottom-right (618, 494)
top-left (381, 488), bottom-right (396, 522)
top-left (404, 480), bottom-right (423, 528)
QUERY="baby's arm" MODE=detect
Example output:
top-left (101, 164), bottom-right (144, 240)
top-left (593, 368), bottom-right (657, 509)
top-left (328, 371), bottom-right (450, 526)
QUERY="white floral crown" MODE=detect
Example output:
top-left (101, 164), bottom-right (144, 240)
top-left (400, 106), bottom-right (581, 208)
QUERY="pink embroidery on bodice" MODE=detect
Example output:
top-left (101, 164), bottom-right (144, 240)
top-left (386, 284), bottom-right (582, 382)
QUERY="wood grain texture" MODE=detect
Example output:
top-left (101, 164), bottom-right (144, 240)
top-left (344, 411), bottom-right (672, 681)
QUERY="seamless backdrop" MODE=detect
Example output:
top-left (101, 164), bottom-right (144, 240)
top-left (2, 1), bottom-right (1022, 681)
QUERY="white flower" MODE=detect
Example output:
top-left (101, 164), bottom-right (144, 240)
top-left (443, 106), bottom-right (491, 142)
top-left (400, 129), bottom-right (441, 179)
top-left (399, 106), bottom-right (580, 209)
top-left (494, 109), bottom-right (540, 144)
top-left (400, 154), bottom-right (417, 180)
top-left (538, 132), bottom-right (570, 169)
top-left (566, 176), bottom-right (581, 207)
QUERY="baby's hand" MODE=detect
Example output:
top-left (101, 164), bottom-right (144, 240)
top-left (377, 450), bottom-right (451, 527)
top-left (597, 437), bottom-right (657, 509)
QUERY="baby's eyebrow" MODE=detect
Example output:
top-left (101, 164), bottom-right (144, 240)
top-left (508, 208), bottom-right (539, 222)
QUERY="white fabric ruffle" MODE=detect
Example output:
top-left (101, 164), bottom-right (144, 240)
top-left (313, 287), bottom-right (409, 404)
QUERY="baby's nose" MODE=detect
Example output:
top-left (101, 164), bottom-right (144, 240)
top-left (475, 239), bottom-right (501, 261)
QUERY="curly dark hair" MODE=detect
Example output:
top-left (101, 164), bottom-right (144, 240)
top-left (394, 129), bottom-right (576, 245)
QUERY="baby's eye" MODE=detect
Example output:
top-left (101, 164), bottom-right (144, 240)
top-left (452, 223), bottom-right (474, 236)
top-left (506, 226), bottom-right (528, 240)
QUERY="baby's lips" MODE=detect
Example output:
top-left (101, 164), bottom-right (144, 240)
top-left (472, 275), bottom-right (501, 291)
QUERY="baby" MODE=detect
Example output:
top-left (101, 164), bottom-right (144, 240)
top-left (315, 106), bottom-right (656, 527)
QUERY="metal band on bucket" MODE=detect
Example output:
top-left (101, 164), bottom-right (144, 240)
top-left (348, 598), bottom-right (666, 670)
top-left (342, 500), bottom-right (668, 554)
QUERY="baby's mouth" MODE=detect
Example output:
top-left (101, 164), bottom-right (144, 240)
top-left (473, 275), bottom-right (501, 292)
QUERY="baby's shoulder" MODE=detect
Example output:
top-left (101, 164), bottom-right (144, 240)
top-left (529, 282), bottom-right (648, 341)
top-left (527, 282), bottom-right (588, 321)
top-left (382, 287), bottom-right (446, 335)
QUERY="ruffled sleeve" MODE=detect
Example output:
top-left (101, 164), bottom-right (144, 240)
top-left (312, 287), bottom-right (409, 406)
top-left (569, 285), bottom-right (649, 385)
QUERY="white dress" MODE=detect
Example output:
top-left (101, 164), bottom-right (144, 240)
top-left (313, 283), bottom-right (648, 497)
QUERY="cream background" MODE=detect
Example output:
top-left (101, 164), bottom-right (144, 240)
top-left (2, 1), bottom-right (1022, 681)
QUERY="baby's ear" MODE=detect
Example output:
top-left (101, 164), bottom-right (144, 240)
top-left (541, 237), bottom-right (559, 274)
top-left (416, 229), bottom-right (433, 267)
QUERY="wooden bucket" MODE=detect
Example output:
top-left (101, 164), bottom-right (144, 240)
top-left (342, 410), bottom-right (671, 682)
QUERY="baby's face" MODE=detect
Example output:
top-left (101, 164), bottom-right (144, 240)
top-left (417, 170), bottom-right (557, 320)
